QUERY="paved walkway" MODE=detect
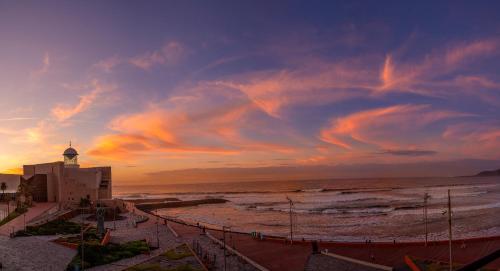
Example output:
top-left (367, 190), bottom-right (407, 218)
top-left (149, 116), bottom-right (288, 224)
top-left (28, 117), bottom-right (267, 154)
top-left (305, 254), bottom-right (388, 271)
top-left (131, 205), bottom-right (259, 271)
top-left (150, 210), bottom-right (500, 271)
top-left (0, 203), bottom-right (56, 236)
top-left (0, 235), bottom-right (76, 271)
top-left (87, 223), bottom-right (181, 271)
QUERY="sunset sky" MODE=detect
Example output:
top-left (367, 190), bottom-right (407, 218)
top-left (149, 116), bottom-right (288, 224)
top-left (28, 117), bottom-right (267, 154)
top-left (1, 1), bottom-right (500, 184)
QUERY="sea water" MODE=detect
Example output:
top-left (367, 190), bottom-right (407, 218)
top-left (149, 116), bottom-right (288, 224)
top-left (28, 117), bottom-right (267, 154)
top-left (115, 176), bottom-right (500, 242)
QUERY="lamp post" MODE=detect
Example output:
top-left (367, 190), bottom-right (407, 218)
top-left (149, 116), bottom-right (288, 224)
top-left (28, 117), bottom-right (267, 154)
top-left (447, 190), bottom-right (452, 271)
top-left (156, 209), bottom-right (160, 248)
top-left (222, 226), bottom-right (229, 271)
top-left (423, 192), bottom-right (429, 246)
top-left (286, 196), bottom-right (294, 244)
top-left (80, 207), bottom-right (85, 271)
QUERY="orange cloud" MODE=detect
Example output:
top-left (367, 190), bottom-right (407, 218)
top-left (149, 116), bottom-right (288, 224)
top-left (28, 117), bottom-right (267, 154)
top-left (442, 122), bottom-right (500, 159)
top-left (377, 39), bottom-right (499, 94)
top-left (88, 85), bottom-right (297, 160)
top-left (320, 104), bottom-right (472, 150)
top-left (218, 60), bottom-right (376, 117)
top-left (2, 167), bottom-right (23, 174)
top-left (51, 80), bottom-right (115, 122)
top-left (445, 40), bottom-right (498, 65)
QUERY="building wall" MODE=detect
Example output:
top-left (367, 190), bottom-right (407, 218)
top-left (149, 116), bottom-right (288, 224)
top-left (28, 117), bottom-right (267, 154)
top-left (23, 162), bottom-right (64, 202)
top-left (94, 167), bottom-right (112, 199)
top-left (21, 174), bottom-right (48, 202)
top-left (21, 162), bottom-right (112, 204)
top-left (63, 167), bottom-right (99, 202)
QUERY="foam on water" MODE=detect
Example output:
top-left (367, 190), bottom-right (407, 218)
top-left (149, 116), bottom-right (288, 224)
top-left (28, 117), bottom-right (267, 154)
top-left (118, 176), bottom-right (500, 241)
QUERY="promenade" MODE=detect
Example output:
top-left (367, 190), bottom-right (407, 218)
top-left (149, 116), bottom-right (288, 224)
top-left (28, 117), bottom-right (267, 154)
top-left (136, 204), bottom-right (500, 270)
top-left (1, 201), bottom-right (498, 270)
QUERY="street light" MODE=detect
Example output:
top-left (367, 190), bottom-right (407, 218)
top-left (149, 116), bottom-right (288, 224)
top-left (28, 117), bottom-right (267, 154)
top-left (156, 209), bottom-right (160, 248)
top-left (222, 225), bottom-right (230, 271)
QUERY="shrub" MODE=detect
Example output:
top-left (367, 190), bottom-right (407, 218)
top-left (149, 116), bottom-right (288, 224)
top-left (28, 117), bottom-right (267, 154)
top-left (66, 240), bottom-right (150, 270)
top-left (17, 219), bottom-right (81, 236)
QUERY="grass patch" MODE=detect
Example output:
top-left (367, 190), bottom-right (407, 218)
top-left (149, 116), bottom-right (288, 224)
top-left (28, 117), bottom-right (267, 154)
top-left (126, 244), bottom-right (203, 271)
top-left (163, 244), bottom-right (193, 260)
top-left (16, 219), bottom-right (81, 236)
top-left (67, 240), bottom-right (150, 270)
top-left (55, 227), bottom-right (100, 244)
top-left (0, 207), bottom-right (27, 227)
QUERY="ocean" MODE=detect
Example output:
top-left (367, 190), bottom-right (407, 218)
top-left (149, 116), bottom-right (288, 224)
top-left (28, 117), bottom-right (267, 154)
top-left (114, 176), bottom-right (500, 242)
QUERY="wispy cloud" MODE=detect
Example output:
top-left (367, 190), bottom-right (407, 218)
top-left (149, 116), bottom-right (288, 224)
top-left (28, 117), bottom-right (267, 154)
top-left (51, 80), bottom-right (116, 122)
top-left (88, 82), bottom-right (298, 160)
top-left (320, 104), bottom-right (473, 150)
top-left (217, 60), bottom-right (376, 117)
top-left (377, 39), bottom-right (499, 95)
top-left (441, 122), bottom-right (500, 159)
top-left (31, 52), bottom-right (51, 77)
top-left (0, 117), bottom-right (37, 122)
top-left (129, 42), bottom-right (185, 70)
top-left (93, 42), bottom-right (186, 72)
top-left (94, 56), bottom-right (122, 73)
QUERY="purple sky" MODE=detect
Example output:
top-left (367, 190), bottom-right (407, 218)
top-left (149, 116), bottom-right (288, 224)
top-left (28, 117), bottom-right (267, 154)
top-left (0, 1), bottom-right (499, 184)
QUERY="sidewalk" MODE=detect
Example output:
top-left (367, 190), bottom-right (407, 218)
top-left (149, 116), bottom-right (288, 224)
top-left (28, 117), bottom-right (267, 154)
top-left (0, 202), bottom-right (56, 236)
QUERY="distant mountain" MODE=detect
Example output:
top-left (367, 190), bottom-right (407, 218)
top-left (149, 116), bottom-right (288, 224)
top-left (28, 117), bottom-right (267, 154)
top-left (474, 169), bottom-right (500, 177)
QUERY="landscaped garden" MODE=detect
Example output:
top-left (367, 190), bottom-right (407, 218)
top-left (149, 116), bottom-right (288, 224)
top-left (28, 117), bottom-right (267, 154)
top-left (126, 244), bottom-right (204, 271)
top-left (54, 227), bottom-right (101, 245)
top-left (15, 219), bottom-right (82, 236)
top-left (66, 240), bottom-right (151, 270)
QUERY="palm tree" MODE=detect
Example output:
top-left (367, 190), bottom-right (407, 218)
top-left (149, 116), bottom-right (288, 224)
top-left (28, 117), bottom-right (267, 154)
top-left (1, 182), bottom-right (6, 199)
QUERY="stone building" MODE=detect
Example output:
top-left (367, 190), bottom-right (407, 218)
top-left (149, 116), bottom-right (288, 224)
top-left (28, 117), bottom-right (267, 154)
top-left (0, 144), bottom-right (112, 204)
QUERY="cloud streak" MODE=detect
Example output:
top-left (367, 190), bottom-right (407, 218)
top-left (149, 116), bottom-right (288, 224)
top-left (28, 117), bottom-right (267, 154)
top-left (320, 104), bottom-right (473, 150)
top-left (31, 52), bottom-right (51, 77)
top-left (88, 83), bottom-right (297, 160)
top-left (129, 42), bottom-right (185, 70)
top-left (51, 80), bottom-right (115, 122)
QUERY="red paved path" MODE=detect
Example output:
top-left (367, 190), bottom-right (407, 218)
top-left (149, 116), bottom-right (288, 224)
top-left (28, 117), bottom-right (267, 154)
top-left (168, 221), bottom-right (500, 270)
top-left (131, 204), bottom-right (500, 270)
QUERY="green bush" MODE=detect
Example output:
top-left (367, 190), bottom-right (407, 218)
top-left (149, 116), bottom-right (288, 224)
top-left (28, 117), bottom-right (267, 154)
top-left (17, 219), bottom-right (81, 236)
top-left (66, 240), bottom-right (150, 270)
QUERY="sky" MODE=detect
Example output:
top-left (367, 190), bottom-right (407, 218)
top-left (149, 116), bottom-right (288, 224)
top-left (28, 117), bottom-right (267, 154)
top-left (0, 1), bottom-right (500, 184)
